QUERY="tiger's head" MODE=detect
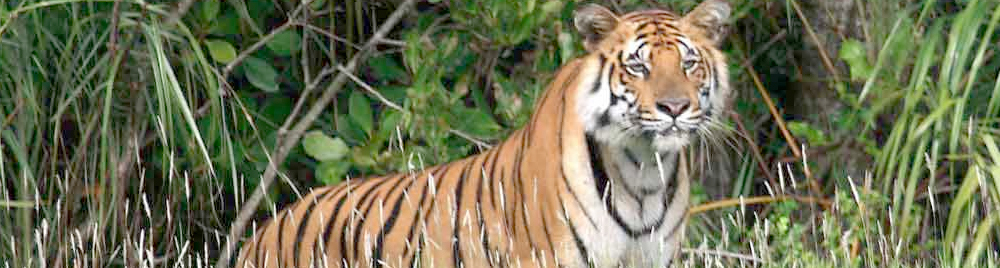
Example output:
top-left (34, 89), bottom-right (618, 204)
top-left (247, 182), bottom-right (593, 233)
top-left (574, 0), bottom-right (731, 153)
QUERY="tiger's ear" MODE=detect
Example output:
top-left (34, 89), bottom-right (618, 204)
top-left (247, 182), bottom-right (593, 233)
top-left (682, 0), bottom-right (731, 46)
top-left (574, 4), bottom-right (619, 52)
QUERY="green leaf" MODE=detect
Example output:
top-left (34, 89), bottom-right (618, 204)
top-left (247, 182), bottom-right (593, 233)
top-left (336, 114), bottom-right (367, 144)
top-left (369, 56), bottom-right (408, 82)
top-left (205, 39), bottom-right (237, 63)
top-left (558, 31), bottom-right (575, 64)
top-left (316, 160), bottom-right (350, 186)
top-left (787, 121), bottom-right (830, 147)
top-left (839, 39), bottom-right (873, 80)
top-left (260, 97), bottom-right (293, 133)
top-left (349, 91), bottom-right (374, 136)
top-left (212, 11), bottom-right (241, 35)
top-left (380, 85), bottom-right (408, 104)
top-left (198, 0), bottom-right (220, 22)
top-left (309, 0), bottom-right (327, 10)
top-left (266, 29), bottom-right (301, 56)
top-left (452, 106), bottom-right (501, 138)
top-left (376, 110), bottom-right (404, 146)
top-left (243, 57), bottom-right (279, 92)
top-left (302, 131), bottom-right (349, 161)
top-left (541, 0), bottom-right (563, 16)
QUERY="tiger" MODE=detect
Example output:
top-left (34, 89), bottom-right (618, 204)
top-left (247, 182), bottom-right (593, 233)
top-left (234, 1), bottom-right (731, 267)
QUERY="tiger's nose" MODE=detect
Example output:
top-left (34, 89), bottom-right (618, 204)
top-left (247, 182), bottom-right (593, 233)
top-left (656, 97), bottom-right (690, 117)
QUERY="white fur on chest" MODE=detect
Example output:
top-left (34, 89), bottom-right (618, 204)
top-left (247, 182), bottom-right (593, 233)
top-left (558, 141), bottom-right (689, 268)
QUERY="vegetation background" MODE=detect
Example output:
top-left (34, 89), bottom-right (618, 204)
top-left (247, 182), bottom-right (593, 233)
top-left (1, 0), bottom-right (998, 267)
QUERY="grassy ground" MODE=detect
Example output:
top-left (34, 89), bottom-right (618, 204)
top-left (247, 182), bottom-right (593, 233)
top-left (1, 0), bottom-right (998, 267)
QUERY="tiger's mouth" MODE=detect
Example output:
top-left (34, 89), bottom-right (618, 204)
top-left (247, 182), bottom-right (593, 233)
top-left (637, 119), bottom-right (699, 135)
top-left (633, 118), bottom-right (700, 152)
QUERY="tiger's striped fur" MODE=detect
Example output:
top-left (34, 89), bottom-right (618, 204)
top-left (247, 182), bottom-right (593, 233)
top-left (234, 1), bottom-right (731, 267)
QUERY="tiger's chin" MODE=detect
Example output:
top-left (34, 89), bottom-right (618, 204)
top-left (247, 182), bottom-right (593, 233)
top-left (651, 133), bottom-right (690, 152)
top-left (592, 126), bottom-right (692, 154)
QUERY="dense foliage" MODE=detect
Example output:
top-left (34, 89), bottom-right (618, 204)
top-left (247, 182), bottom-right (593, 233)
top-left (1, 0), bottom-right (998, 267)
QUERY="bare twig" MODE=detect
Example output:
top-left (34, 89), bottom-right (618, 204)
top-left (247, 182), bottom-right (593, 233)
top-left (293, 22), bottom-right (364, 50)
top-left (214, 1), bottom-right (417, 267)
top-left (745, 62), bottom-right (824, 195)
top-left (449, 129), bottom-right (494, 149)
top-left (377, 38), bottom-right (408, 47)
top-left (279, 65), bottom-right (337, 133)
top-left (745, 63), bottom-right (801, 159)
top-left (738, 29), bottom-right (787, 70)
top-left (687, 195), bottom-right (832, 215)
top-left (220, 23), bottom-right (294, 77)
top-left (337, 65), bottom-right (405, 112)
top-left (788, 0), bottom-right (842, 85)
top-left (729, 111), bottom-right (778, 191)
top-left (682, 248), bottom-right (764, 263)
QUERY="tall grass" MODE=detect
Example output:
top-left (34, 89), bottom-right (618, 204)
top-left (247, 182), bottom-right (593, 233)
top-left (684, 0), bottom-right (1000, 267)
top-left (1, 1), bottom-right (231, 267)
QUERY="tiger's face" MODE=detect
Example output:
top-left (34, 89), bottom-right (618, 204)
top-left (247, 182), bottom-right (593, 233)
top-left (575, 0), bottom-right (731, 153)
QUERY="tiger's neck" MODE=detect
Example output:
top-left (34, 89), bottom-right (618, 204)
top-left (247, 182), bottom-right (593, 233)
top-left (586, 135), bottom-right (686, 231)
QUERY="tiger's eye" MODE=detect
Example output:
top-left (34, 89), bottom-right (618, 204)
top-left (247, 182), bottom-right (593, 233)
top-left (682, 59), bottom-right (697, 69)
top-left (626, 63), bottom-right (647, 75)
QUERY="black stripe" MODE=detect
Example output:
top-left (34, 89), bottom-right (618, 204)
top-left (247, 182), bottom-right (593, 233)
top-left (403, 174), bottom-right (431, 266)
top-left (484, 143), bottom-right (503, 208)
top-left (409, 232), bottom-right (426, 268)
top-left (312, 184), bottom-right (356, 268)
top-left (399, 166), bottom-right (448, 266)
top-left (372, 172), bottom-right (418, 266)
top-left (597, 112), bottom-right (611, 127)
top-left (624, 148), bottom-right (640, 167)
top-left (276, 209), bottom-right (291, 266)
top-left (254, 220), bottom-right (271, 265)
top-left (317, 182), bottom-right (359, 266)
top-left (339, 178), bottom-right (387, 264)
top-left (513, 130), bottom-right (540, 251)
top-left (353, 174), bottom-right (406, 266)
top-left (635, 42), bottom-right (648, 56)
top-left (452, 159), bottom-right (475, 268)
top-left (516, 182), bottom-right (539, 256)
top-left (615, 166), bottom-right (646, 206)
top-left (587, 136), bottom-right (610, 202)
top-left (609, 64), bottom-right (618, 83)
top-left (586, 135), bottom-right (661, 238)
top-left (478, 152), bottom-right (498, 267)
top-left (559, 156), bottom-right (598, 229)
top-left (556, 69), bottom-right (598, 230)
top-left (292, 188), bottom-right (335, 268)
top-left (589, 55), bottom-right (607, 93)
top-left (539, 205), bottom-right (560, 263)
top-left (560, 197), bottom-right (593, 266)
top-left (635, 21), bottom-right (653, 32)
top-left (507, 132), bottom-right (528, 236)
top-left (661, 207), bottom-right (688, 242)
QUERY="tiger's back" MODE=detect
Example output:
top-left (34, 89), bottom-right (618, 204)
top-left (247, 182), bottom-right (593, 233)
top-left (234, 1), bottom-right (731, 267)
